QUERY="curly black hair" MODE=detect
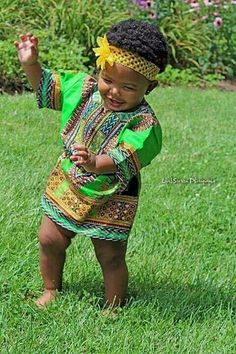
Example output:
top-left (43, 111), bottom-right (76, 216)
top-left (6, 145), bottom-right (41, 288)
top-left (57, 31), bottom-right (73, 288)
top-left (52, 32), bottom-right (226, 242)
top-left (106, 19), bottom-right (168, 74)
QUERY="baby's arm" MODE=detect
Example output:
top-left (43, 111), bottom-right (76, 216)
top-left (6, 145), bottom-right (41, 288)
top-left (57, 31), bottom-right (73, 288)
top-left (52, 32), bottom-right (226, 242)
top-left (15, 33), bottom-right (42, 91)
top-left (70, 144), bottom-right (117, 174)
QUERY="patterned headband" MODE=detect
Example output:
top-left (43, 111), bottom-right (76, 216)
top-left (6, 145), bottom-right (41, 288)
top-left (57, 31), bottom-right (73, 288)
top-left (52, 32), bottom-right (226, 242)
top-left (93, 35), bottom-right (159, 81)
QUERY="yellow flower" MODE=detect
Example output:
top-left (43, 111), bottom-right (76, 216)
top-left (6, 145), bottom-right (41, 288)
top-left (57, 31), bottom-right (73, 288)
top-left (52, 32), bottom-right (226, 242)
top-left (93, 35), bottom-right (114, 69)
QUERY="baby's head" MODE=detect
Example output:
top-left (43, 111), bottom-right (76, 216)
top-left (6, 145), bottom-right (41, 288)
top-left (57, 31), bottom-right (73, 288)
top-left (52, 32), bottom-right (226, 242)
top-left (94, 19), bottom-right (168, 112)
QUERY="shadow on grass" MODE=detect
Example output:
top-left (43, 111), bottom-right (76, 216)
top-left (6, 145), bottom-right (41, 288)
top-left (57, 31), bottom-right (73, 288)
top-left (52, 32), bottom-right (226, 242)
top-left (63, 275), bottom-right (236, 321)
top-left (129, 277), bottom-right (236, 322)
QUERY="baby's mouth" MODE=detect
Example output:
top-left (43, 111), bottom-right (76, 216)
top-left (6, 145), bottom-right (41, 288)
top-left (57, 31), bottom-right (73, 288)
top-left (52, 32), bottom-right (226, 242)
top-left (107, 97), bottom-right (124, 107)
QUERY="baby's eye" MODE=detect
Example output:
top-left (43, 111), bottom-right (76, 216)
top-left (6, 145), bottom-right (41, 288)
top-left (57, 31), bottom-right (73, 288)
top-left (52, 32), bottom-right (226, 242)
top-left (103, 78), bottom-right (112, 84)
top-left (124, 86), bottom-right (135, 91)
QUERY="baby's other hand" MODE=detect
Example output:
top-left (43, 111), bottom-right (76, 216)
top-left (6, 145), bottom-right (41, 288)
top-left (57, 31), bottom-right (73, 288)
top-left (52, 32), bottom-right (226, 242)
top-left (70, 144), bottom-right (96, 173)
top-left (14, 33), bottom-right (39, 66)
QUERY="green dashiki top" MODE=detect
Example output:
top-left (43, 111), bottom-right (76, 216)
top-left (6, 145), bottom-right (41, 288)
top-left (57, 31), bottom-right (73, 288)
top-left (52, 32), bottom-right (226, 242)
top-left (37, 68), bottom-right (162, 241)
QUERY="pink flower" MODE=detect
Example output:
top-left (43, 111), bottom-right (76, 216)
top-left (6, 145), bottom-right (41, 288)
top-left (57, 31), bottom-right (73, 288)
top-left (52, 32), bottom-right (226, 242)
top-left (204, 0), bottom-right (213, 5)
top-left (214, 16), bottom-right (223, 29)
top-left (190, 0), bottom-right (200, 8)
top-left (232, 0), bottom-right (236, 4)
top-left (149, 11), bottom-right (157, 19)
top-left (135, 0), bottom-right (152, 9)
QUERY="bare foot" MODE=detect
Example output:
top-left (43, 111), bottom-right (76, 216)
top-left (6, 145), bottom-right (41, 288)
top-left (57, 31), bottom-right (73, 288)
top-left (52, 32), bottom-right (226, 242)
top-left (102, 308), bottom-right (118, 319)
top-left (35, 289), bottom-right (58, 308)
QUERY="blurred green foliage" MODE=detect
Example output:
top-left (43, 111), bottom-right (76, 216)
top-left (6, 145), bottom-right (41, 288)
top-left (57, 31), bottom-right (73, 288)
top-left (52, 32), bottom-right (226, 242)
top-left (0, 0), bottom-right (129, 92)
top-left (158, 64), bottom-right (224, 87)
top-left (157, 1), bottom-right (236, 78)
top-left (1, 0), bottom-right (235, 92)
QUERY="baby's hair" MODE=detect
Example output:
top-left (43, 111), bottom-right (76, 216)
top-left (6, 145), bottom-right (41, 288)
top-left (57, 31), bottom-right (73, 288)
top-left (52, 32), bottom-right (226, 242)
top-left (107, 19), bottom-right (168, 74)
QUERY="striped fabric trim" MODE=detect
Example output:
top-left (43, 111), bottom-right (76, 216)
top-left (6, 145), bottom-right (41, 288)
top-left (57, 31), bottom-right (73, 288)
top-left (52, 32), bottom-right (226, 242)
top-left (107, 147), bottom-right (138, 192)
top-left (41, 195), bottom-right (129, 242)
top-left (36, 68), bottom-right (61, 110)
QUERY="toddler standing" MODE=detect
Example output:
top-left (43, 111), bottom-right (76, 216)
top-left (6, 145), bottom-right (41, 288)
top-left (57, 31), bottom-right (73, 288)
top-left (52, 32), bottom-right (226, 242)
top-left (15, 19), bottom-right (168, 308)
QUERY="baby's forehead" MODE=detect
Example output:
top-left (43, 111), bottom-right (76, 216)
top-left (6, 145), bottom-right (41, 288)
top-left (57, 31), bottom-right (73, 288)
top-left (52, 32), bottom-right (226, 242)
top-left (102, 63), bottom-right (148, 85)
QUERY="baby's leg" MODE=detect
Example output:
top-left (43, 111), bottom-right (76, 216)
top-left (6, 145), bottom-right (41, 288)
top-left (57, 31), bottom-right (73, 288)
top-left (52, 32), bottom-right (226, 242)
top-left (36, 215), bottom-right (75, 307)
top-left (91, 238), bottom-right (128, 307)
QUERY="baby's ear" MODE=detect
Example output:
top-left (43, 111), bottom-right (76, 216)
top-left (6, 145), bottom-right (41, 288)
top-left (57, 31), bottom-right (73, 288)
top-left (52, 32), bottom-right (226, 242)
top-left (146, 80), bottom-right (158, 95)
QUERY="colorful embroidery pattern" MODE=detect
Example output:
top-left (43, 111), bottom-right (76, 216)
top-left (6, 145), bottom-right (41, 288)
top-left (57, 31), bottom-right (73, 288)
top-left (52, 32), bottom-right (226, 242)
top-left (37, 68), bottom-right (162, 241)
top-left (42, 195), bottom-right (129, 241)
top-left (37, 69), bottom-right (61, 110)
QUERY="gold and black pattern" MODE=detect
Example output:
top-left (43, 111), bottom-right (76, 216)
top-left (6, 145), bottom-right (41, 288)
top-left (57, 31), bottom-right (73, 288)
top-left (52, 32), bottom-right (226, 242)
top-left (45, 161), bottom-right (138, 228)
top-left (45, 162), bottom-right (105, 222)
top-left (42, 195), bottom-right (130, 240)
top-left (132, 114), bottom-right (159, 132)
top-left (101, 130), bottom-right (120, 153)
top-left (38, 69), bottom-right (162, 241)
top-left (110, 46), bottom-right (159, 81)
top-left (83, 107), bottom-right (109, 147)
top-left (52, 74), bottom-right (61, 110)
top-left (87, 194), bottom-right (138, 228)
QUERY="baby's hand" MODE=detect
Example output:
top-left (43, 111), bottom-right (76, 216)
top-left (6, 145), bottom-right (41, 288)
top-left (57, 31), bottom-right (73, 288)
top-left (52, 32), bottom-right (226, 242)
top-left (14, 33), bottom-right (39, 66)
top-left (70, 144), bottom-right (96, 173)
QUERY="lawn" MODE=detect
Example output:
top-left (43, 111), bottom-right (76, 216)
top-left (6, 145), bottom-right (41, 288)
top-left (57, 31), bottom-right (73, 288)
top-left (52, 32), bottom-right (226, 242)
top-left (0, 86), bottom-right (235, 353)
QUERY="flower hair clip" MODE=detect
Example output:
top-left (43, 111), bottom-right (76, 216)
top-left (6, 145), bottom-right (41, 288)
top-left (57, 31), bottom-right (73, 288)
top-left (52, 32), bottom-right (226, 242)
top-left (93, 35), bottom-right (114, 70)
top-left (93, 33), bottom-right (160, 80)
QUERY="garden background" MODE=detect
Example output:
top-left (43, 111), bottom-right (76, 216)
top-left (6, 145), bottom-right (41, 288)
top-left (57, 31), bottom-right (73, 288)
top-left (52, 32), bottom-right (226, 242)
top-left (0, 1), bottom-right (235, 353)
top-left (1, 0), bottom-right (236, 91)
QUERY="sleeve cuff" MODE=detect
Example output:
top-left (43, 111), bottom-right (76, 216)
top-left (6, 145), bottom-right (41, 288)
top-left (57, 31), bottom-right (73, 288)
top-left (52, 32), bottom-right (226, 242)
top-left (36, 68), bottom-right (61, 110)
top-left (108, 148), bottom-right (137, 192)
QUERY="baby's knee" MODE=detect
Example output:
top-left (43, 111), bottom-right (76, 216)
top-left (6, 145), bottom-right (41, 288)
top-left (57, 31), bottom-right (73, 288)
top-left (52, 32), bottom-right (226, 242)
top-left (97, 251), bottom-right (125, 271)
top-left (38, 216), bottom-right (72, 250)
top-left (38, 229), bottom-right (58, 249)
top-left (38, 228), bottom-right (71, 251)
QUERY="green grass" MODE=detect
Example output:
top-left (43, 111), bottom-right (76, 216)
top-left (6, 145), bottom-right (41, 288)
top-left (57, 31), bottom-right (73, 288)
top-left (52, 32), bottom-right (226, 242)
top-left (0, 87), bottom-right (235, 353)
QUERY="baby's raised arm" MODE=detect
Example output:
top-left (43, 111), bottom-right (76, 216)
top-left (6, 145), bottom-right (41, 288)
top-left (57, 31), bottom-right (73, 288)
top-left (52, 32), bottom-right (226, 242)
top-left (15, 33), bottom-right (42, 91)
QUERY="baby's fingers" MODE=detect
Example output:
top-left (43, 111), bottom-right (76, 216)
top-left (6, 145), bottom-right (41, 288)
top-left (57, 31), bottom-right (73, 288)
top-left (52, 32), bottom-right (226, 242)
top-left (14, 40), bottom-right (28, 50)
top-left (70, 155), bottom-right (86, 166)
top-left (71, 143), bottom-right (87, 151)
top-left (72, 150), bottom-right (89, 159)
top-left (19, 34), bottom-right (27, 42)
top-left (31, 36), bottom-right (38, 46)
top-left (17, 41), bottom-right (35, 51)
top-left (27, 33), bottom-right (38, 46)
top-left (14, 34), bottom-right (28, 48)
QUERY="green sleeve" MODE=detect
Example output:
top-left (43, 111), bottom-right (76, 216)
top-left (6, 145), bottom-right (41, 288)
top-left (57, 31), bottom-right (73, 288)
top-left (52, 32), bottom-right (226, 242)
top-left (107, 115), bottom-right (162, 191)
top-left (59, 70), bottom-right (88, 130)
top-left (36, 68), bottom-right (88, 130)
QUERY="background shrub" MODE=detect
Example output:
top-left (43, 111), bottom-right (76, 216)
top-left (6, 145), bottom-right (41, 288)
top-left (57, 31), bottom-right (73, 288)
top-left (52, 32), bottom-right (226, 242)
top-left (1, 0), bottom-right (235, 92)
top-left (0, 0), bottom-right (129, 92)
top-left (157, 0), bottom-right (236, 78)
top-left (187, 0), bottom-right (236, 78)
top-left (158, 2), bottom-right (211, 70)
top-left (132, 0), bottom-right (236, 81)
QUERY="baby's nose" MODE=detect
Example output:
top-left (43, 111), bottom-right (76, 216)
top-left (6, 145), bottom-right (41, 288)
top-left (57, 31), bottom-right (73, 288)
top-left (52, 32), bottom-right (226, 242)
top-left (110, 85), bottom-right (120, 96)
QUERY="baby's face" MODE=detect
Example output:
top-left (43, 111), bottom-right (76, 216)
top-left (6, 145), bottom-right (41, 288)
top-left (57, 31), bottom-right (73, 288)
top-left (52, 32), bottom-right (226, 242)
top-left (98, 63), bottom-right (151, 112)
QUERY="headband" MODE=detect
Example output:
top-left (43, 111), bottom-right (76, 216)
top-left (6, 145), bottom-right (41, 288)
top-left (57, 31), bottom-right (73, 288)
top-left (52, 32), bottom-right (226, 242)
top-left (93, 35), bottom-right (159, 81)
